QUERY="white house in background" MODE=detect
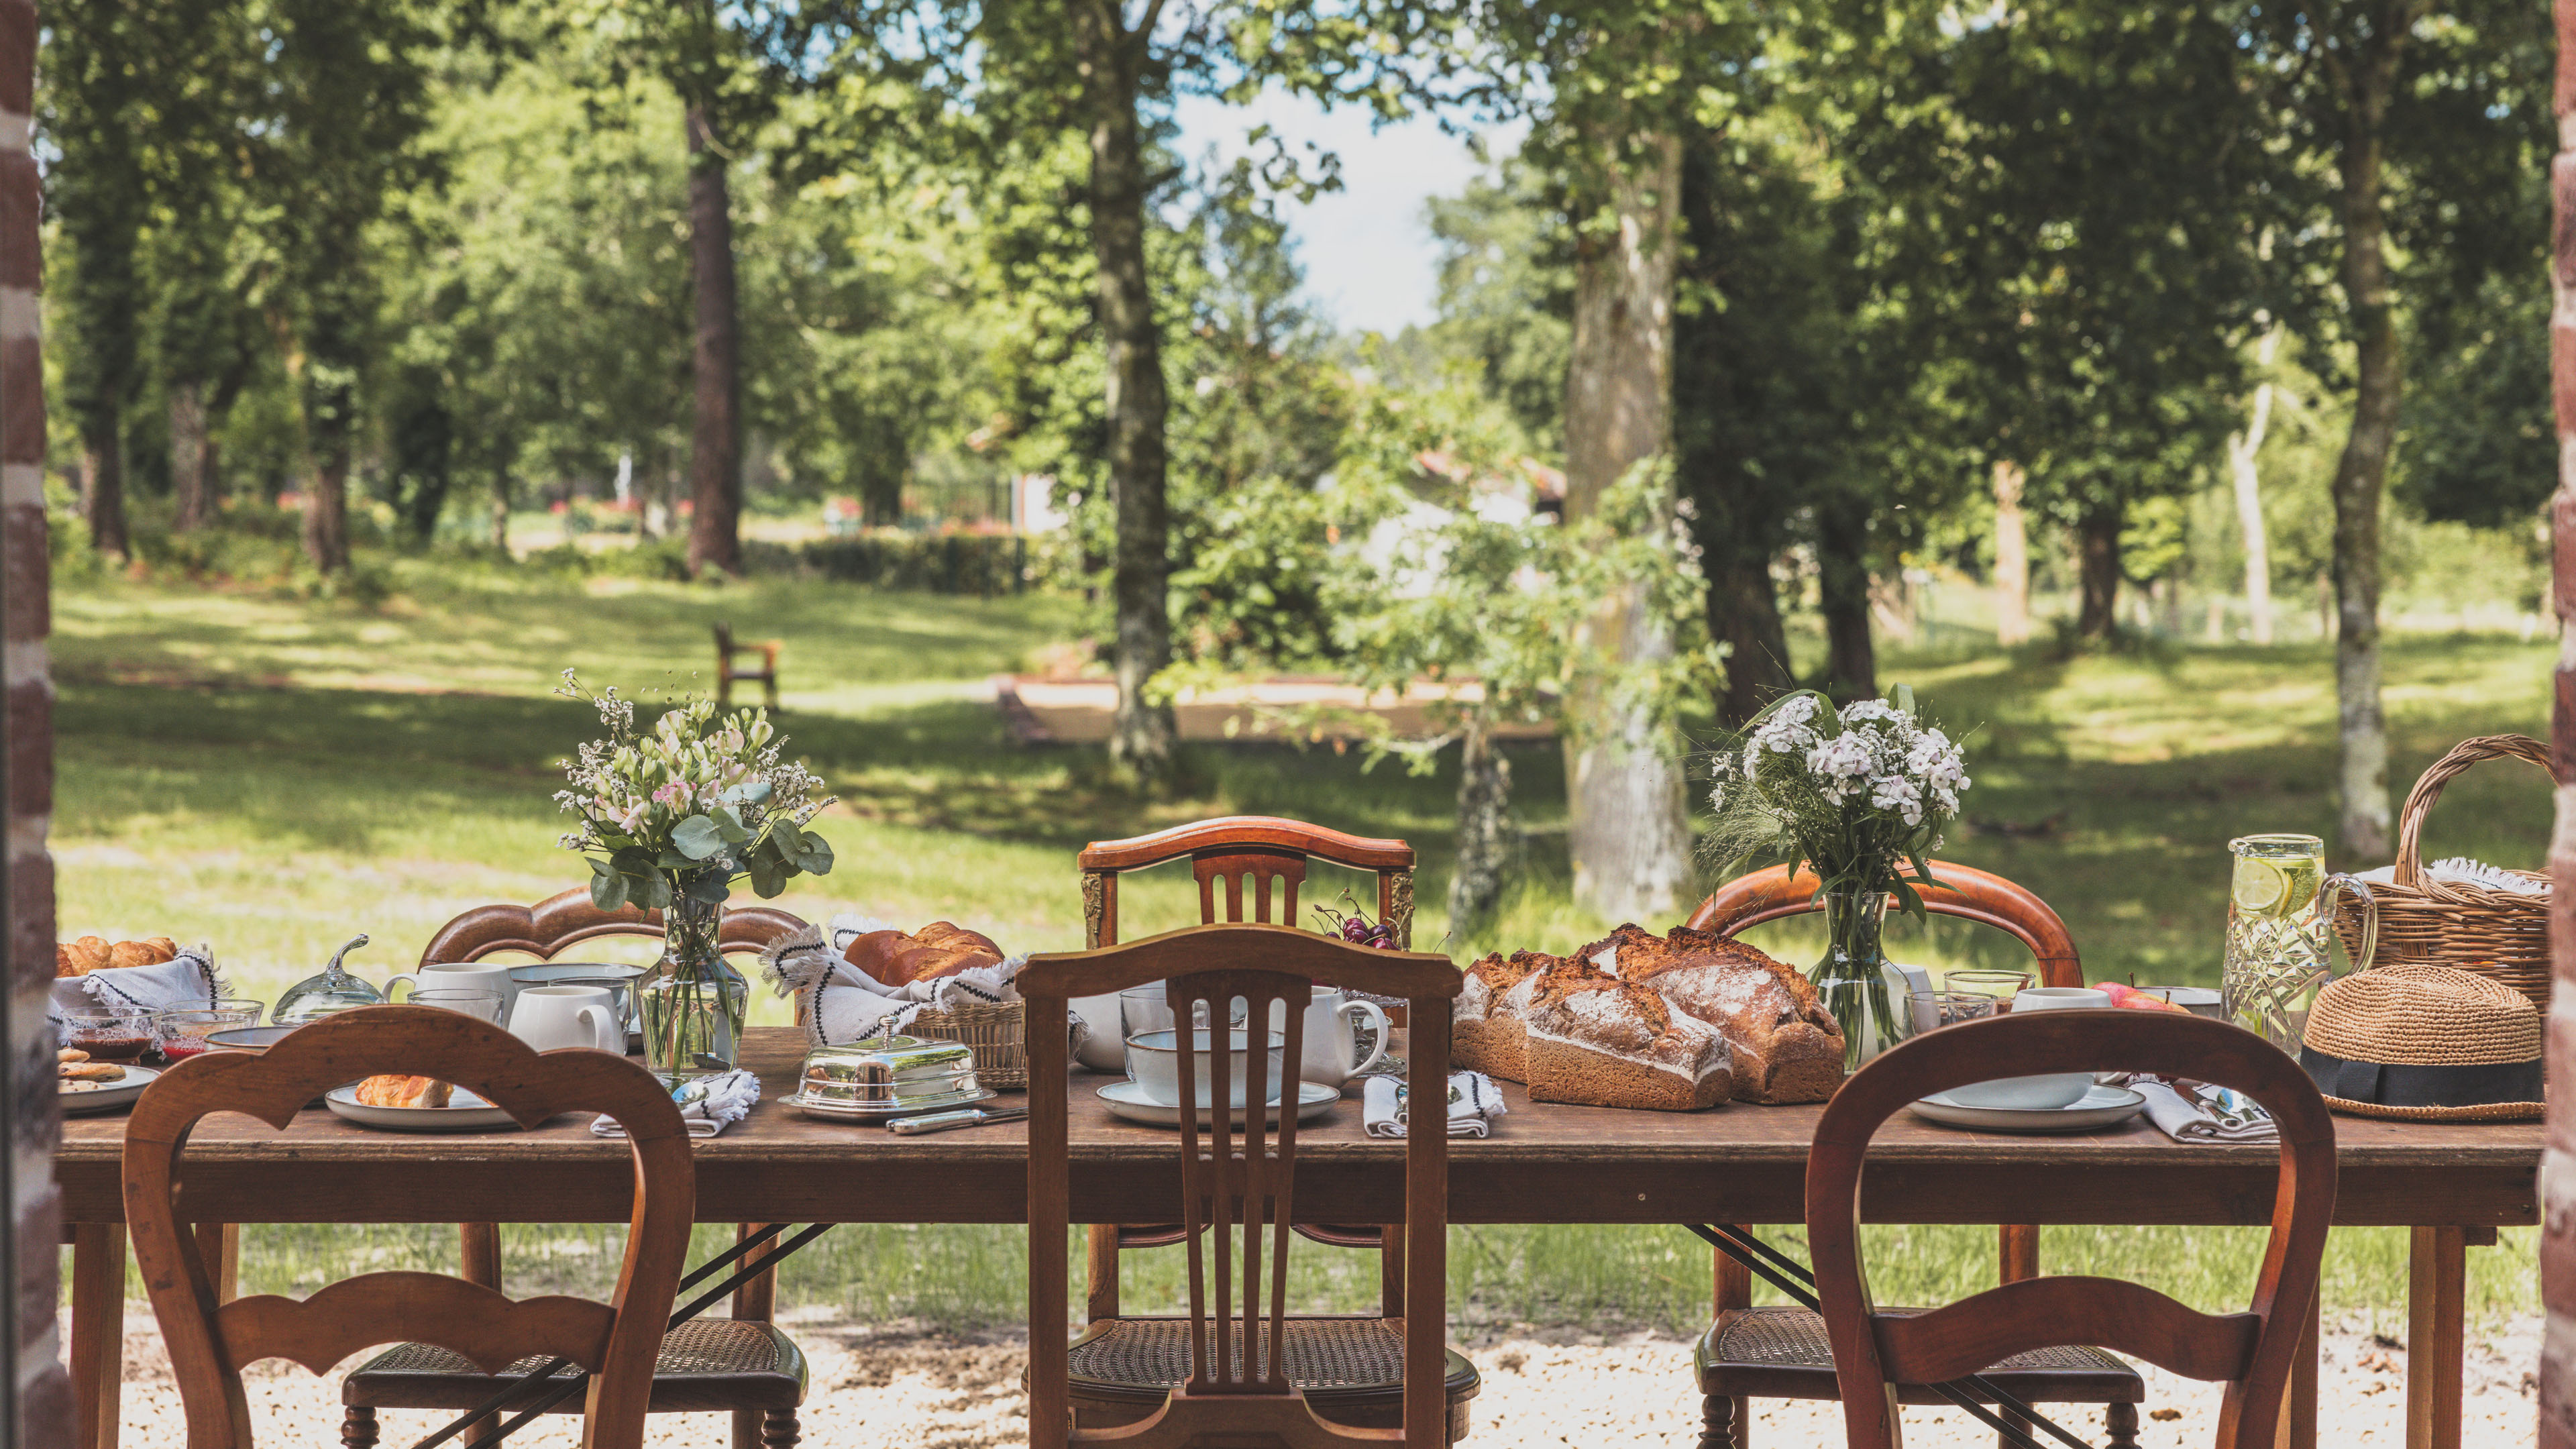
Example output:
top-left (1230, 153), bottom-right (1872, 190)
top-left (1344, 449), bottom-right (1566, 599)
top-left (1012, 474), bottom-right (1068, 534)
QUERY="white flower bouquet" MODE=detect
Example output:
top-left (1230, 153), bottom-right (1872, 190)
top-left (1705, 686), bottom-right (1972, 1066)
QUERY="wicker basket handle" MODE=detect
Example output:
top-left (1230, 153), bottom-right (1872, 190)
top-left (2391, 733), bottom-right (2563, 897)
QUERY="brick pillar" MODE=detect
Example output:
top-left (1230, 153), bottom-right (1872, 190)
top-left (0, 0), bottom-right (68, 1442)
top-left (2544, 1), bottom-right (2576, 1440)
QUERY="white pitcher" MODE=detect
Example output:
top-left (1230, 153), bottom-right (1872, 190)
top-left (1270, 986), bottom-right (1389, 1089)
top-left (508, 985), bottom-right (623, 1054)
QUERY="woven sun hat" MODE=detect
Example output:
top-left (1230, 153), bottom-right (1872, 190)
top-left (2297, 964), bottom-right (2542, 1122)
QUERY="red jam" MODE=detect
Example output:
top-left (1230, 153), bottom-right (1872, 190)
top-left (158, 1038), bottom-right (211, 1061)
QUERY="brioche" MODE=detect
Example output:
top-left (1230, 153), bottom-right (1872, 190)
top-left (1523, 971), bottom-right (1731, 1111)
top-left (355, 1075), bottom-right (452, 1109)
top-left (1597, 923), bottom-right (1846, 1104)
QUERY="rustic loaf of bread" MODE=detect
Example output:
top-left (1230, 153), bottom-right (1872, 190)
top-left (844, 922), bottom-right (1005, 988)
top-left (1456, 950), bottom-right (1560, 1083)
top-left (1523, 969), bottom-right (1731, 1111)
top-left (1595, 922), bottom-right (1845, 1105)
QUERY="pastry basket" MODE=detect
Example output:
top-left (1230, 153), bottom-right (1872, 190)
top-left (2326, 733), bottom-right (2561, 1012)
top-left (897, 999), bottom-right (1028, 1089)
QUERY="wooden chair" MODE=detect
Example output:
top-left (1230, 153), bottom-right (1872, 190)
top-left (714, 621), bottom-right (781, 710)
top-left (1077, 816), bottom-right (1417, 1326)
top-left (1685, 861), bottom-right (2138, 1449)
top-left (125, 1006), bottom-right (694, 1449)
top-left (370, 888), bottom-right (809, 1449)
top-left (1809, 1009), bottom-right (2334, 1449)
top-left (1022, 922), bottom-right (1475, 1448)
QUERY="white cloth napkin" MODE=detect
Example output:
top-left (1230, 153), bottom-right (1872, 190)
top-left (50, 947), bottom-right (226, 1024)
top-left (761, 918), bottom-right (1028, 1049)
top-left (1363, 1071), bottom-right (1506, 1139)
top-left (2113, 1075), bottom-right (2278, 1144)
top-left (591, 1069), bottom-right (761, 1139)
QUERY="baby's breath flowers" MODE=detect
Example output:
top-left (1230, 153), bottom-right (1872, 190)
top-left (1703, 686), bottom-right (1970, 914)
top-left (555, 670), bottom-right (837, 909)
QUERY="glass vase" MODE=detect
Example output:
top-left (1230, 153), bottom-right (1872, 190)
top-left (1808, 885), bottom-right (1910, 1072)
top-left (640, 890), bottom-right (748, 1084)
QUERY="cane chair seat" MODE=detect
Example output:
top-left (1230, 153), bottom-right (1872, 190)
top-left (1066, 1315), bottom-right (1480, 1436)
top-left (1697, 1305), bottom-right (2142, 1404)
top-left (346, 1320), bottom-right (808, 1414)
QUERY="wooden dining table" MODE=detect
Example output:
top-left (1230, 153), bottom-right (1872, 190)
top-left (54, 1027), bottom-right (2538, 1449)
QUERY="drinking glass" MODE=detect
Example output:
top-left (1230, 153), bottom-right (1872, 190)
top-left (2222, 833), bottom-right (2328, 1049)
top-left (406, 987), bottom-right (507, 1026)
top-left (149, 1002), bottom-right (262, 1062)
top-left (1926, 991), bottom-right (1998, 1029)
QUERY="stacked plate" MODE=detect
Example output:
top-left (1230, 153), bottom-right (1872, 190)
top-left (789, 1036), bottom-right (994, 1121)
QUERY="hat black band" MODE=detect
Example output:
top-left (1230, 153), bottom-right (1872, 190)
top-left (2298, 1046), bottom-right (2541, 1110)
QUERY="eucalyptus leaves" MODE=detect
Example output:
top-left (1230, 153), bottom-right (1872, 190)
top-left (554, 670), bottom-right (837, 910)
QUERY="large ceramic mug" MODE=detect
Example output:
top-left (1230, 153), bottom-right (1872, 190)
top-left (508, 985), bottom-right (623, 1054)
top-left (1267, 987), bottom-right (1389, 1089)
top-left (1943, 987), bottom-right (2110, 1110)
top-left (384, 962), bottom-right (521, 1020)
top-left (1126, 1028), bottom-right (1288, 1110)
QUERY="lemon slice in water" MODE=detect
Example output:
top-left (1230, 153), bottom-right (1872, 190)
top-left (2232, 857), bottom-right (2288, 915)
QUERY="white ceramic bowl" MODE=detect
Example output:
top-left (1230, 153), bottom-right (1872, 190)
top-left (1943, 987), bottom-right (2110, 1110)
top-left (1125, 1028), bottom-right (1287, 1110)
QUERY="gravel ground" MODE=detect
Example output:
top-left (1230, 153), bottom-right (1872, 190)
top-left (67, 1306), bottom-right (2540, 1447)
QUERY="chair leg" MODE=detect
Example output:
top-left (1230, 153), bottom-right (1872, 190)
top-left (2104, 1402), bottom-right (2140, 1449)
top-left (340, 1406), bottom-right (379, 1449)
top-left (759, 1409), bottom-right (800, 1448)
top-left (1697, 1393), bottom-right (1738, 1449)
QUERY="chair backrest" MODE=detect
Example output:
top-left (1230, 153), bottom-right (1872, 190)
top-left (714, 621), bottom-right (737, 656)
top-left (1022, 924), bottom-right (1460, 1449)
top-left (1078, 816), bottom-right (1417, 948)
top-left (420, 885), bottom-right (807, 967)
top-left (1808, 1010), bottom-right (2335, 1449)
top-left (1687, 861), bottom-right (2081, 987)
top-left (123, 1006), bottom-right (693, 1449)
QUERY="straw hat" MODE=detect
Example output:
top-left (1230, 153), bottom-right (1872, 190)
top-left (2298, 965), bottom-right (2542, 1122)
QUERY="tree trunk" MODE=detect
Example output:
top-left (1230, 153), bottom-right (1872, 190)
top-left (2076, 503), bottom-right (2123, 639)
top-left (170, 379), bottom-right (211, 531)
top-left (2230, 329), bottom-right (2280, 645)
top-left (1447, 714), bottom-right (1513, 935)
top-left (1992, 460), bottom-right (2031, 645)
top-left (1075, 1), bottom-right (1175, 788)
top-left (1562, 127), bottom-right (1688, 922)
top-left (1707, 539), bottom-right (1792, 729)
top-left (302, 430), bottom-right (351, 574)
top-left (2328, 58), bottom-right (2402, 858)
top-left (1816, 494), bottom-right (1874, 700)
top-left (685, 104), bottom-right (744, 579)
top-left (2538, 0), bottom-right (2576, 1428)
top-left (490, 474), bottom-right (511, 555)
top-left (79, 426), bottom-right (128, 558)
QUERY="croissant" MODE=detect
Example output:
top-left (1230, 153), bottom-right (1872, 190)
top-left (355, 1075), bottom-right (452, 1109)
top-left (107, 941), bottom-right (156, 970)
top-left (60, 938), bottom-right (111, 977)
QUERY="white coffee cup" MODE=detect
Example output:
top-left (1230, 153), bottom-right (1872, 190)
top-left (1125, 1028), bottom-right (1287, 1110)
top-left (386, 963), bottom-right (522, 1022)
top-left (1267, 987), bottom-right (1389, 1089)
top-left (508, 985), bottom-right (623, 1054)
top-left (1943, 987), bottom-right (2110, 1110)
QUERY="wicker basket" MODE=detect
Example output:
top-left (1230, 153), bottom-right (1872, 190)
top-left (902, 999), bottom-right (1028, 1090)
top-left (2326, 734), bottom-right (2561, 1012)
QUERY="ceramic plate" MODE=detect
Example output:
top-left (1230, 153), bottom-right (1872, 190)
top-left (60, 1063), bottom-right (156, 1116)
top-left (1909, 1083), bottom-right (2146, 1134)
top-left (1096, 1079), bottom-right (1340, 1128)
top-left (788, 1087), bottom-right (998, 1122)
top-left (324, 1083), bottom-right (522, 1132)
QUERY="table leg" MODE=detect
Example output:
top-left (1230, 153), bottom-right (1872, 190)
top-left (70, 1222), bottom-right (124, 1449)
top-left (2407, 1226), bottom-right (2466, 1449)
top-left (191, 1222), bottom-right (239, 1302)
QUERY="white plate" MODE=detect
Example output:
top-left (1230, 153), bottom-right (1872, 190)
top-left (788, 1087), bottom-right (998, 1122)
top-left (1096, 1079), bottom-right (1341, 1128)
top-left (1909, 1083), bottom-right (2147, 1134)
top-left (324, 1083), bottom-right (522, 1132)
top-left (60, 1064), bottom-right (157, 1115)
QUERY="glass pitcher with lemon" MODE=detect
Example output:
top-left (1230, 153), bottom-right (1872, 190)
top-left (2221, 833), bottom-right (2334, 1048)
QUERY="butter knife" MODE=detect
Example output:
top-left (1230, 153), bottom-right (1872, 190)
top-left (890, 1105), bottom-right (1030, 1136)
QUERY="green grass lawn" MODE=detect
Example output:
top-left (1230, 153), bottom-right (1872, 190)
top-left (48, 564), bottom-right (2551, 1330)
